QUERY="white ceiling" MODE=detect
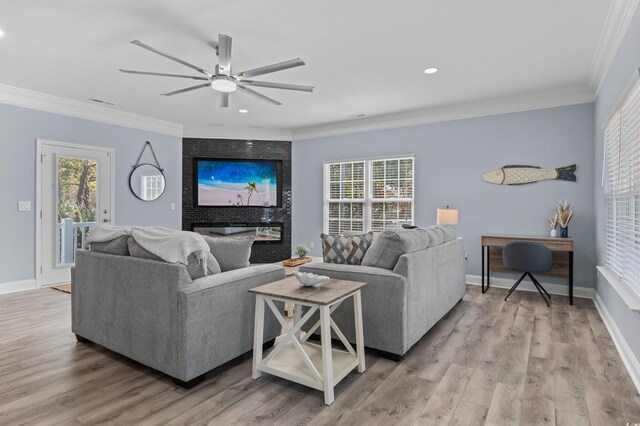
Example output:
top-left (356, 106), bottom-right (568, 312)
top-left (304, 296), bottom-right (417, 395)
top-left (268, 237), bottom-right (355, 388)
top-left (0, 1), bottom-right (626, 139)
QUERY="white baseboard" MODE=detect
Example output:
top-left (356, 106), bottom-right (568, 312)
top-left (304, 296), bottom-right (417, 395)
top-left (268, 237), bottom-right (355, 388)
top-left (466, 274), bottom-right (595, 299)
top-left (593, 292), bottom-right (640, 393)
top-left (0, 279), bottom-right (37, 295)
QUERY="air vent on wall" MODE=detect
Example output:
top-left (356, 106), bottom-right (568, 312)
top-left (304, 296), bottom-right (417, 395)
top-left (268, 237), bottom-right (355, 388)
top-left (89, 98), bottom-right (117, 106)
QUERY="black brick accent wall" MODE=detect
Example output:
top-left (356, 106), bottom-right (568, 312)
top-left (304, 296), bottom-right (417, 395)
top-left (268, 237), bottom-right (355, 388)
top-left (182, 138), bottom-right (292, 263)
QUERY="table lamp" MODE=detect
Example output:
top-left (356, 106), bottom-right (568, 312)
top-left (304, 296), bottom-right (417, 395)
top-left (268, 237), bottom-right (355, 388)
top-left (437, 206), bottom-right (459, 225)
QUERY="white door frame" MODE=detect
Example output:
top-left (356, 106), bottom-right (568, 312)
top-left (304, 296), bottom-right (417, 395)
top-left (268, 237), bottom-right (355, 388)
top-left (35, 139), bottom-right (115, 288)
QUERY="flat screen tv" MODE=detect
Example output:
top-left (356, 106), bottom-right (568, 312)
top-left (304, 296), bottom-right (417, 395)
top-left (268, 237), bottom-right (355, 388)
top-left (194, 158), bottom-right (282, 207)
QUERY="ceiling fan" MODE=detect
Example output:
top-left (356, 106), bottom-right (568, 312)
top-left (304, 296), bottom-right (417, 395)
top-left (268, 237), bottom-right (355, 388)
top-left (119, 34), bottom-right (314, 108)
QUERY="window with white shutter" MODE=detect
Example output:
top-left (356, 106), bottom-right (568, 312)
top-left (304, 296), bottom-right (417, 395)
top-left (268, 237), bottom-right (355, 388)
top-left (323, 156), bottom-right (414, 234)
top-left (604, 77), bottom-right (640, 298)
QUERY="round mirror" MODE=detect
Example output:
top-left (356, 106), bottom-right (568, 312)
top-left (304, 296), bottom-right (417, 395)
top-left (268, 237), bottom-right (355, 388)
top-left (129, 164), bottom-right (166, 201)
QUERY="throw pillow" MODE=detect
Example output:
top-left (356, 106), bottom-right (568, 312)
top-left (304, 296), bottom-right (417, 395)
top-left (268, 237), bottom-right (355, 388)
top-left (321, 232), bottom-right (373, 265)
top-left (401, 224), bottom-right (418, 229)
top-left (186, 252), bottom-right (221, 280)
top-left (203, 236), bottom-right (255, 272)
top-left (127, 238), bottom-right (220, 279)
top-left (90, 236), bottom-right (130, 256)
top-left (127, 238), bottom-right (163, 261)
top-left (361, 228), bottom-right (430, 270)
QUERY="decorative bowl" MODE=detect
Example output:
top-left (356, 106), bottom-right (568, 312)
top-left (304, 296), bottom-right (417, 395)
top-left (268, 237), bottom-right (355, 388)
top-left (293, 271), bottom-right (330, 287)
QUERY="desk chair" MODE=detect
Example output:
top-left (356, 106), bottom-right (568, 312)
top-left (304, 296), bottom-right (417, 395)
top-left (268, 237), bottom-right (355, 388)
top-left (502, 241), bottom-right (552, 306)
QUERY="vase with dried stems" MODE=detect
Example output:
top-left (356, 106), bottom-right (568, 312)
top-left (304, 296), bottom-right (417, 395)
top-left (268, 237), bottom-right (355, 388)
top-left (556, 201), bottom-right (573, 238)
top-left (548, 212), bottom-right (559, 237)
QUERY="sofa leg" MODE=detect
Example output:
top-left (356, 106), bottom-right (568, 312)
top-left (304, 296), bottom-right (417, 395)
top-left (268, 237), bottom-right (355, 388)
top-left (75, 334), bottom-right (92, 344)
top-left (173, 373), bottom-right (206, 389)
top-left (378, 349), bottom-right (404, 362)
top-left (263, 338), bottom-right (276, 350)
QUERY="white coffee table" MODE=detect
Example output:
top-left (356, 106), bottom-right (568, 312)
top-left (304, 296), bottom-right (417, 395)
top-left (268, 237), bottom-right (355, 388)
top-left (249, 276), bottom-right (366, 405)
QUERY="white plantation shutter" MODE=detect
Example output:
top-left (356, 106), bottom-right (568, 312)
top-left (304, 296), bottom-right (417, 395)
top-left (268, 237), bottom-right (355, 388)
top-left (324, 156), bottom-right (414, 234)
top-left (325, 161), bottom-right (366, 234)
top-left (370, 158), bottom-right (414, 231)
top-left (605, 77), bottom-right (640, 298)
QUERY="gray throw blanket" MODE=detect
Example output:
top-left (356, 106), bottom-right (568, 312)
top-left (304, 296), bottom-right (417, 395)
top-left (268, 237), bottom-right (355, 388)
top-left (87, 225), bottom-right (209, 266)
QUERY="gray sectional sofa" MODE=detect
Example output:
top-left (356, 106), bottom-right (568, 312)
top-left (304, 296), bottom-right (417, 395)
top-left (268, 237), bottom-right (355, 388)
top-left (71, 249), bottom-right (284, 386)
top-left (300, 226), bottom-right (466, 359)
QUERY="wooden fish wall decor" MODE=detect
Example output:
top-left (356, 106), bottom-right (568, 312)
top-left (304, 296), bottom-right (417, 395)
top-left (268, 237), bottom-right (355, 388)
top-left (481, 164), bottom-right (576, 185)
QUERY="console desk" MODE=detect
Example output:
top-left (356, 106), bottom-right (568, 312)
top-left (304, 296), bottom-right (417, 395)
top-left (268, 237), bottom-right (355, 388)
top-left (481, 234), bottom-right (574, 304)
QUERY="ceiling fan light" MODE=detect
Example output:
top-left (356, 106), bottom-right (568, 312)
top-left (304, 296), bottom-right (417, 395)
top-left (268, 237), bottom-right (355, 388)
top-left (210, 75), bottom-right (237, 92)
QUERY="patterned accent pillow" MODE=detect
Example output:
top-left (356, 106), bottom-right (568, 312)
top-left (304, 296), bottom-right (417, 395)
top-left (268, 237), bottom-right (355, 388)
top-left (321, 232), bottom-right (374, 265)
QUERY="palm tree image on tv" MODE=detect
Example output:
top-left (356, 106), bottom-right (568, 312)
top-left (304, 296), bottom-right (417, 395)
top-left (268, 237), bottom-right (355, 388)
top-left (197, 160), bottom-right (278, 206)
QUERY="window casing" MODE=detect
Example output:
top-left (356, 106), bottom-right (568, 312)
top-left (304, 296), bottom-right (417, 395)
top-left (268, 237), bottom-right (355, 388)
top-left (605, 77), bottom-right (640, 298)
top-left (324, 156), bottom-right (414, 234)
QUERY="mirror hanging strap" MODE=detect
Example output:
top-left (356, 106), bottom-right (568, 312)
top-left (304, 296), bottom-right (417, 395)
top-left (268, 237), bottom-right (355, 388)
top-left (134, 141), bottom-right (164, 171)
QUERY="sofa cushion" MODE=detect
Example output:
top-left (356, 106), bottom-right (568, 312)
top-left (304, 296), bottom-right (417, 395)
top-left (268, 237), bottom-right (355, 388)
top-left (438, 225), bottom-right (457, 242)
top-left (127, 238), bottom-right (220, 279)
top-left (321, 232), bottom-right (373, 265)
top-left (90, 236), bottom-right (130, 256)
top-left (203, 236), bottom-right (255, 272)
top-left (424, 226), bottom-right (444, 246)
top-left (361, 228), bottom-right (430, 270)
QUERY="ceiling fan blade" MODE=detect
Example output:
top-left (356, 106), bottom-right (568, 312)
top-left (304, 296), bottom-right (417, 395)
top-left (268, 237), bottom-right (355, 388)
top-left (161, 83), bottom-right (211, 97)
top-left (131, 40), bottom-right (212, 77)
top-left (237, 85), bottom-right (282, 106)
top-left (220, 92), bottom-right (229, 108)
top-left (119, 69), bottom-right (209, 80)
top-left (235, 58), bottom-right (305, 79)
top-left (239, 80), bottom-right (314, 92)
top-left (217, 34), bottom-right (232, 76)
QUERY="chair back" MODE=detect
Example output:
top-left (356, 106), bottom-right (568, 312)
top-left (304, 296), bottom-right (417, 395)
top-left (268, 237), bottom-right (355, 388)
top-left (502, 241), bottom-right (552, 273)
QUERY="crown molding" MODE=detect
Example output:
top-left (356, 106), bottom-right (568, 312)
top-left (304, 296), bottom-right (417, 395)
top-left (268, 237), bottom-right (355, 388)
top-left (183, 124), bottom-right (292, 141)
top-left (0, 84), bottom-right (183, 137)
top-left (589, 0), bottom-right (640, 95)
top-left (292, 87), bottom-right (595, 141)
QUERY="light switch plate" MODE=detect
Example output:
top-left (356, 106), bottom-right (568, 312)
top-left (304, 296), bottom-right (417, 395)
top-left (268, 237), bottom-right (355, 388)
top-left (171, 203), bottom-right (176, 210)
top-left (18, 201), bottom-right (31, 211)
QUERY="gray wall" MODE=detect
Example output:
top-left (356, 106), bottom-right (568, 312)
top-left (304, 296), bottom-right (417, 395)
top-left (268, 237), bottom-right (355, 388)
top-left (594, 8), bottom-right (640, 360)
top-left (0, 103), bottom-right (182, 284)
top-left (292, 102), bottom-right (595, 288)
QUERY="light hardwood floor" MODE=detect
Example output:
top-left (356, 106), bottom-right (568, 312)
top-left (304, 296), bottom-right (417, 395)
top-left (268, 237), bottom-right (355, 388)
top-left (1, 285), bottom-right (639, 425)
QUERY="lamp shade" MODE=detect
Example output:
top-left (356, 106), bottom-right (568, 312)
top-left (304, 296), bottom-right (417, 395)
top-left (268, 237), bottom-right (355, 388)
top-left (437, 208), bottom-right (459, 225)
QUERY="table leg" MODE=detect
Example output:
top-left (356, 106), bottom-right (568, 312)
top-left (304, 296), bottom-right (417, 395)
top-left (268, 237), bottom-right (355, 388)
top-left (482, 245), bottom-right (485, 293)
top-left (293, 303), bottom-right (302, 340)
top-left (320, 305), bottom-right (334, 405)
top-left (252, 295), bottom-right (265, 379)
top-left (487, 246), bottom-right (491, 290)
top-left (569, 251), bottom-right (574, 305)
top-left (353, 291), bottom-right (366, 373)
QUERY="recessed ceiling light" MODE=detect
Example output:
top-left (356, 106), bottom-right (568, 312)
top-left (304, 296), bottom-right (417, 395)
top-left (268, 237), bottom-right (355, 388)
top-left (424, 67), bottom-right (438, 74)
top-left (239, 109), bottom-right (248, 113)
top-left (0, 29), bottom-right (5, 38)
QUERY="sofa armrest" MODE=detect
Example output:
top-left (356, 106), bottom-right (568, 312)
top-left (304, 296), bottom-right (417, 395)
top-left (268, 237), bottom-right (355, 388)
top-left (71, 250), bottom-right (192, 379)
top-left (180, 264), bottom-right (284, 294)
top-left (300, 262), bottom-right (408, 355)
top-left (300, 262), bottom-right (404, 281)
top-left (393, 238), bottom-right (466, 348)
top-left (176, 264), bottom-right (285, 380)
